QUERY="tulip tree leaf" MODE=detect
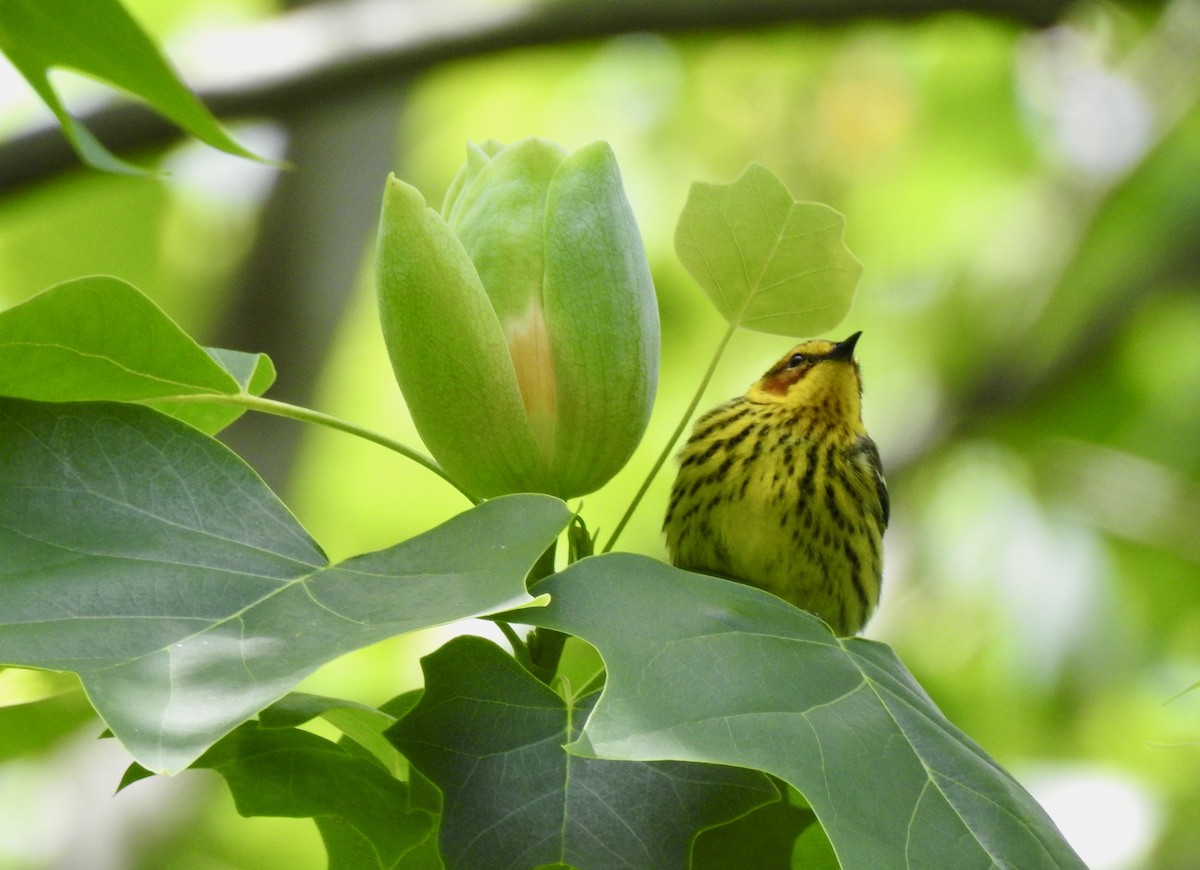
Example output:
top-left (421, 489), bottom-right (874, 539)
top-left (0, 397), bottom-right (570, 773)
top-left (0, 0), bottom-right (268, 173)
top-left (260, 692), bottom-right (404, 777)
top-left (147, 347), bottom-right (277, 435)
top-left (387, 635), bottom-right (777, 870)
top-left (126, 723), bottom-right (434, 870)
top-left (0, 276), bottom-right (234, 399)
top-left (317, 816), bottom-right (441, 870)
top-left (515, 555), bottom-right (1086, 870)
top-left (692, 785), bottom-right (827, 870)
top-left (0, 276), bottom-right (273, 434)
top-left (259, 692), bottom-right (395, 731)
top-left (204, 347), bottom-right (276, 397)
top-left (131, 693), bottom-right (440, 868)
top-left (675, 162), bottom-right (862, 336)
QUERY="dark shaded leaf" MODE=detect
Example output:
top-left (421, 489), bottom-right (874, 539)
top-left (692, 781), bottom-right (821, 869)
top-left (201, 723), bottom-right (431, 870)
top-left (388, 636), bottom-right (776, 870)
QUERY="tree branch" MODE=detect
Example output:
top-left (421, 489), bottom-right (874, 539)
top-left (0, 0), bottom-right (1070, 191)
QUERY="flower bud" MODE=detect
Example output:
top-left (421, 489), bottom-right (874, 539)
top-left (376, 139), bottom-right (659, 500)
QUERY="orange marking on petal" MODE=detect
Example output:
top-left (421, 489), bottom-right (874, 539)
top-left (505, 300), bottom-right (557, 459)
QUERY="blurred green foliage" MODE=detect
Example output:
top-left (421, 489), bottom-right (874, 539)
top-left (1, 0), bottom-right (1198, 867)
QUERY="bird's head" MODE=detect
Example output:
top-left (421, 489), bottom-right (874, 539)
top-left (746, 331), bottom-right (864, 424)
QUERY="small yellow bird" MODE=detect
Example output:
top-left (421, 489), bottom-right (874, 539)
top-left (664, 332), bottom-right (888, 635)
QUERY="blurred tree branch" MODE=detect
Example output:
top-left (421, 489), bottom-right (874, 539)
top-left (0, 0), bottom-right (1074, 190)
top-left (0, 0), bottom-right (1081, 491)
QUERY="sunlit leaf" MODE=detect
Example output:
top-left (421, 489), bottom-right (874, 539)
top-left (0, 276), bottom-right (234, 399)
top-left (155, 347), bottom-right (277, 434)
top-left (515, 555), bottom-right (1086, 870)
top-left (387, 636), bottom-right (776, 870)
top-left (0, 687), bottom-right (95, 764)
top-left (206, 347), bottom-right (276, 396)
top-left (0, 667), bottom-right (80, 707)
top-left (0, 276), bottom-right (273, 433)
top-left (0, 0), bottom-right (268, 173)
top-left (0, 398), bottom-right (570, 772)
top-left (675, 163), bottom-right (861, 336)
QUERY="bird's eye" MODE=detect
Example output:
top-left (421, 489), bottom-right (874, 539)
top-left (787, 353), bottom-right (807, 369)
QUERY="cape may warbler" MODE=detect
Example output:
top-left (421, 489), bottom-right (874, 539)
top-left (664, 332), bottom-right (888, 635)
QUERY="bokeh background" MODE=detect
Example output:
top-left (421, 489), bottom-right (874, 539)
top-left (2, 0), bottom-right (1199, 867)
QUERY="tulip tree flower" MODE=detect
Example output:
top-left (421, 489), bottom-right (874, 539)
top-left (376, 139), bottom-right (659, 500)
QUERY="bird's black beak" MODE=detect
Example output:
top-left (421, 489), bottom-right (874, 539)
top-left (827, 331), bottom-right (861, 362)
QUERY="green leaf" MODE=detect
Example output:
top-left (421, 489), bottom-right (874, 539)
top-left (692, 782), bottom-right (823, 870)
top-left (674, 163), bottom-right (862, 336)
top-left (0, 687), bottom-right (96, 764)
top-left (259, 693), bottom-right (394, 730)
top-left (199, 723), bottom-right (433, 870)
top-left (387, 636), bottom-right (777, 870)
top-left (261, 693), bottom-right (404, 777)
top-left (121, 723), bottom-right (444, 870)
top-left (317, 813), bottom-right (442, 870)
top-left (0, 398), bottom-right (570, 773)
top-left (0, 0), bottom-right (268, 173)
top-left (206, 347), bottom-right (277, 396)
top-left (147, 348), bottom-right (277, 434)
top-left (516, 555), bottom-right (1086, 870)
top-left (152, 347), bottom-right (277, 435)
top-left (792, 817), bottom-right (840, 870)
top-left (0, 276), bottom-right (235, 399)
top-left (0, 276), bottom-right (273, 433)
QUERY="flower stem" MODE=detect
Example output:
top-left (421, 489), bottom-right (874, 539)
top-left (149, 392), bottom-right (478, 504)
top-left (601, 321), bottom-right (738, 553)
